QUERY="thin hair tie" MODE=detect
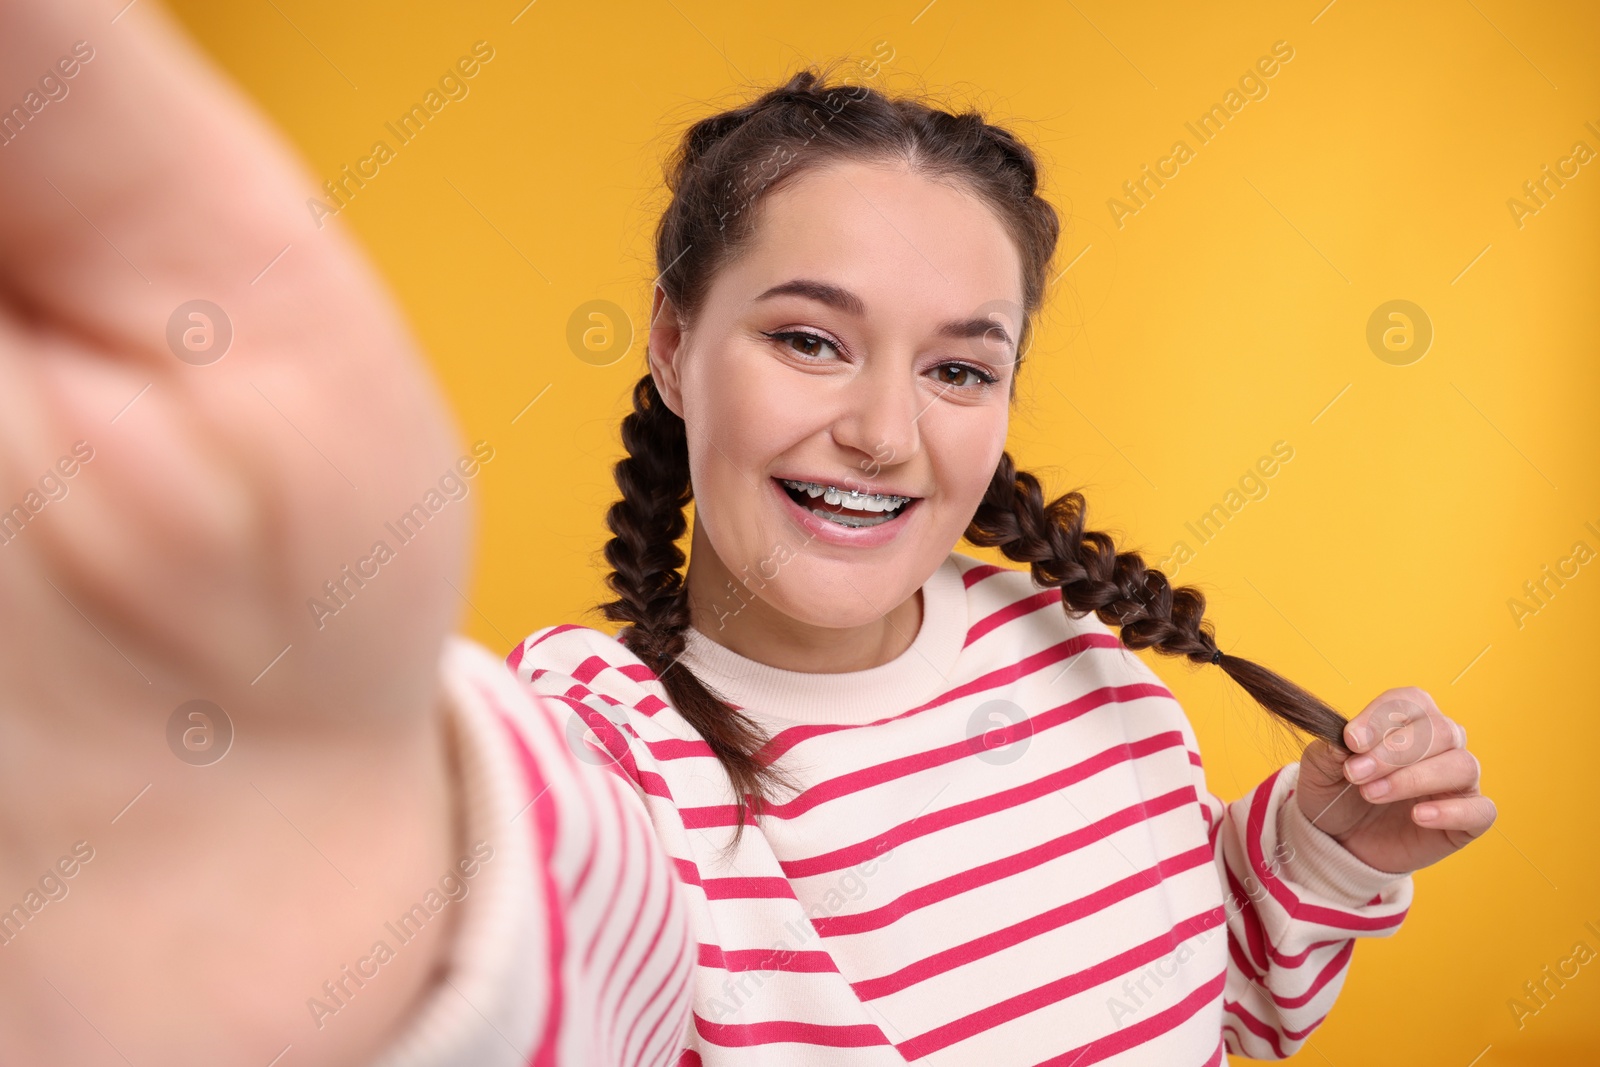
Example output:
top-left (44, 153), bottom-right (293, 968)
top-left (1210, 648), bottom-right (1223, 665)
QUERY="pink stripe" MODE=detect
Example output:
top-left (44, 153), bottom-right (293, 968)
top-left (698, 875), bottom-right (796, 901)
top-left (570, 818), bottom-right (600, 903)
top-left (633, 926), bottom-right (695, 1066)
top-left (1245, 770), bottom-right (1408, 933)
top-left (597, 806), bottom-right (657, 1021)
top-left (693, 1013), bottom-right (891, 1049)
top-left (523, 623), bottom-right (588, 651)
top-left (781, 729), bottom-right (1187, 878)
top-left (1264, 932), bottom-right (1341, 970)
top-left (583, 767), bottom-right (633, 971)
top-left (1272, 939), bottom-right (1353, 1009)
top-left (1222, 859), bottom-right (1272, 974)
top-left (1221, 998), bottom-right (1288, 1058)
top-left (1029, 971), bottom-right (1227, 1067)
top-left (523, 680), bottom-right (583, 753)
top-left (895, 912), bottom-right (1225, 1059)
top-left (636, 769), bottom-right (679, 802)
top-left (537, 676), bottom-right (708, 760)
top-left (611, 854), bottom-right (679, 1062)
top-left (645, 737), bottom-right (717, 761)
top-left (1217, 795), bottom-right (1361, 975)
top-left (683, 681), bottom-right (1173, 828)
top-left (963, 588), bottom-right (1061, 647)
top-left (852, 844), bottom-right (1214, 1000)
top-left (698, 942), bottom-right (840, 973)
top-left (813, 786), bottom-right (1197, 937)
top-left (573, 654), bottom-right (615, 685)
top-left (1226, 921), bottom-right (1268, 991)
top-left (754, 633), bottom-right (1127, 763)
top-left (1220, 864), bottom-right (1351, 978)
top-left (961, 562), bottom-right (1008, 587)
top-left (489, 690), bottom-right (567, 1067)
top-left (562, 697), bottom-right (650, 793)
top-left (519, 688), bottom-right (606, 909)
top-left (636, 692), bottom-right (672, 717)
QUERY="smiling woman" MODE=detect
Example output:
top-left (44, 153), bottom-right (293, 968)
top-left (504, 64), bottom-right (1493, 1066)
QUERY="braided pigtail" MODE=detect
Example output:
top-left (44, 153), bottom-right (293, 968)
top-left (965, 452), bottom-right (1351, 751)
top-left (598, 372), bottom-right (793, 842)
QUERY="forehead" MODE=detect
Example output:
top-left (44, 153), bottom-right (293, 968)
top-left (718, 158), bottom-right (1025, 331)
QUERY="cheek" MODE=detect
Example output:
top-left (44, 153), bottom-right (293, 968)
top-left (702, 355), bottom-right (808, 465)
top-left (683, 351), bottom-right (804, 547)
top-left (929, 411), bottom-right (1007, 511)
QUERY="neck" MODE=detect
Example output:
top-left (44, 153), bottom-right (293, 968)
top-left (683, 517), bottom-right (924, 673)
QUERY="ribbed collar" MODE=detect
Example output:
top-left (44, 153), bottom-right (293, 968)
top-left (677, 552), bottom-right (968, 726)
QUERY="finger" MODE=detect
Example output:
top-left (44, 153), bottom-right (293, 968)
top-left (0, 0), bottom-right (345, 356)
top-left (1346, 692), bottom-right (1460, 773)
top-left (1351, 747), bottom-right (1481, 803)
top-left (1412, 794), bottom-right (1498, 838)
top-left (1346, 690), bottom-right (1429, 752)
top-left (1297, 737), bottom-right (1353, 788)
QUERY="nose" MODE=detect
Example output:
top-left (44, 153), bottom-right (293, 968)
top-left (829, 356), bottom-right (923, 475)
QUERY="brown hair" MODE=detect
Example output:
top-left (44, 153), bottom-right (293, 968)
top-left (599, 62), bottom-right (1349, 836)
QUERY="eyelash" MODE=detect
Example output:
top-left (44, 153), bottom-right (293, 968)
top-left (763, 329), bottom-right (1000, 390)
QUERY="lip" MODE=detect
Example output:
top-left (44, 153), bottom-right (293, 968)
top-left (771, 476), bottom-right (919, 548)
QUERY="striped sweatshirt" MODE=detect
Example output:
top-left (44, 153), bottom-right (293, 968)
top-left (365, 636), bottom-right (694, 1067)
top-left (380, 550), bottom-right (1414, 1065)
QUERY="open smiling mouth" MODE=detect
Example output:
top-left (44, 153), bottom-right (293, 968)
top-left (777, 478), bottom-right (917, 528)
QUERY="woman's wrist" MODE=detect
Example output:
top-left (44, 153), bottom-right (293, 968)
top-left (0, 682), bottom-right (460, 1066)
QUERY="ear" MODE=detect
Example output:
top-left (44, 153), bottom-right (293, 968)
top-left (647, 285), bottom-right (687, 417)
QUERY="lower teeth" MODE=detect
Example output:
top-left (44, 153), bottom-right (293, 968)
top-left (808, 507), bottom-right (895, 528)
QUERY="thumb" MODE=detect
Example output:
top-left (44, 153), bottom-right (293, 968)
top-left (1298, 737), bottom-right (1353, 793)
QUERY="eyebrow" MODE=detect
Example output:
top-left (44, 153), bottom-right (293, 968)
top-left (754, 278), bottom-right (1016, 352)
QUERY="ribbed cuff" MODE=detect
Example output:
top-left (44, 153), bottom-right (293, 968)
top-left (366, 637), bottom-right (541, 1067)
top-left (1275, 761), bottom-right (1413, 909)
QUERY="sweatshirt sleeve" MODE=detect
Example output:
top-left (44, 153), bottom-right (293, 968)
top-left (363, 635), bottom-right (693, 1067)
top-left (504, 625), bottom-right (666, 817)
top-left (1179, 716), bottom-right (1415, 1059)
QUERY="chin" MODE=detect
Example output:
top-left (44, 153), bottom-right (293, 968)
top-left (768, 558), bottom-right (925, 629)
top-left (767, 592), bottom-right (900, 631)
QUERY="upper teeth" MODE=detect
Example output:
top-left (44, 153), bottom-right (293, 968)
top-left (780, 479), bottom-right (912, 513)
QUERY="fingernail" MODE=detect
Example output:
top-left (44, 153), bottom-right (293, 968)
top-left (1361, 777), bottom-right (1390, 800)
top-left (1345, 755), bottom-right (1376, 780)
top-left (1415, 804), bottom-right (1438, 821)
top-left (1350, 723), bottom-right (1372, 749)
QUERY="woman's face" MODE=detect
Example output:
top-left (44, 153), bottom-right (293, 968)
top-left (649, 157), bottom-right (1025, 631)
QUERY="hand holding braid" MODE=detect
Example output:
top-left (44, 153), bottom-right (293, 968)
top-left (965, 452), bottom-right (1353, 752)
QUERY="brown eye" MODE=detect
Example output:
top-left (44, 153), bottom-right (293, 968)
top-left (765, 330), bottom-right (840, 361)
top-left (933, 363), bottom-right (996, 389)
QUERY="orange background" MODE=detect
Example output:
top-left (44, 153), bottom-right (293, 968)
top-left (169, 0), bottom-right (1600, 1061)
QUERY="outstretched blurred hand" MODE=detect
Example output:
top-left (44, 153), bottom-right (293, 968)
top-left (0, 1), bottom-right (472, 1062)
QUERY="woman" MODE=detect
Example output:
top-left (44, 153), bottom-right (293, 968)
top-left (508, 67), bottom-right (1498, 1065)
top-left (0, 1), bottom-right (1491, 1065)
